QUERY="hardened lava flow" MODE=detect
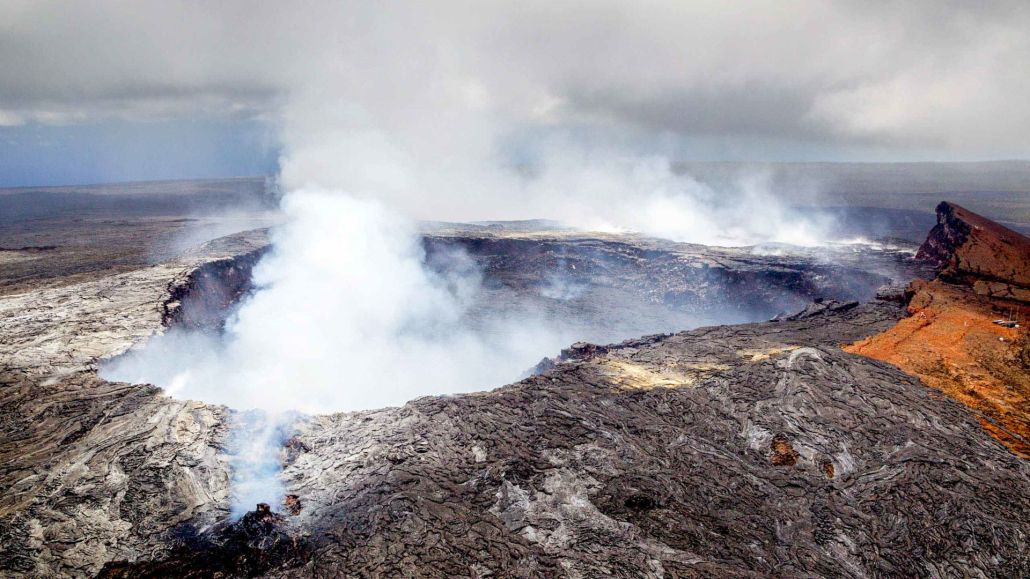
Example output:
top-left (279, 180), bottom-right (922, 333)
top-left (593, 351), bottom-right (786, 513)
top-left (3, 210), bottom-right (1030, 578)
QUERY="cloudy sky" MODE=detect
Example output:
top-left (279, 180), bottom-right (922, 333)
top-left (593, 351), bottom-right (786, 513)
top-left (1, 0), bottom-right (1028, 187)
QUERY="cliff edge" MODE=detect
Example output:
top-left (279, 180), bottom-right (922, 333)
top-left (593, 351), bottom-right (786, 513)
top-left (917, 201), bottom-right (1030, 302)
top-left (848, 201), bottom-right (1030, 457)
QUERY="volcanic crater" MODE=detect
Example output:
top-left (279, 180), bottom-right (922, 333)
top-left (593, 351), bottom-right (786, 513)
top-left (3, 195), bottom-right (1030, 578)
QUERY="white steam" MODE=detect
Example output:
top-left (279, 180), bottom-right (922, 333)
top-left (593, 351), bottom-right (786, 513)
top-left (227, 412), bottom-right (289, 519)
top-left (276, 96), bottom-right (832, 247)
top-left (516, 156), bottom-right (830, 247)
top-left (105, 189), bottom-right (568, 414)
top-left (104, 100), bottom-right (837, 418)
top-left (98, 3), bottom-right (847, 514)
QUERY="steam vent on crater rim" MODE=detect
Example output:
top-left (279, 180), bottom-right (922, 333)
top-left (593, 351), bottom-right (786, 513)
top-left (4, 202), bottom-right (1030, 578)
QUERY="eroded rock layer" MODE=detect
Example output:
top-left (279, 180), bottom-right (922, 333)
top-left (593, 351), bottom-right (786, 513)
top-left (917, 201), bottom-right (1030, 302)
top-left (848, 202), bottom-right (1030, 458)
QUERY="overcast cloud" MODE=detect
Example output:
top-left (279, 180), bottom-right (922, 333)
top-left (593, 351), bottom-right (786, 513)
top-left (1, 0), bottom-right (1028, 162)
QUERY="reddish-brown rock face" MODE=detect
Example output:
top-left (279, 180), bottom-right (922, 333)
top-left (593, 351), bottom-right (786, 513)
top-left (849, 202), bottom-right (1030, 458)
top-left (917, 201), bottom-right (1030, 302)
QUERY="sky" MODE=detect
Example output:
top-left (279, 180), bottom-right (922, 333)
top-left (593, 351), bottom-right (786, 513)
top-left (1, 0), bottom-right (1029, 187)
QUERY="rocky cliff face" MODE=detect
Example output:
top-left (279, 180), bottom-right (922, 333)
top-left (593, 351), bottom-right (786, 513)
top-left (422, 228), bottom-right (930, 347)
top-left (917, 201), bottom-right (1030, 302)
top-left (850, 202), bottom-right (1030, 457)
top-left (426, 232), bottom-right (922, 318)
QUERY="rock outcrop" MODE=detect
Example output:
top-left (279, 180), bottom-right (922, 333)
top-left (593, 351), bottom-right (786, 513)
top-left (849, 202), bottom-right (1030, 457)
top-left (917, 201), bottom-right (1030, 302)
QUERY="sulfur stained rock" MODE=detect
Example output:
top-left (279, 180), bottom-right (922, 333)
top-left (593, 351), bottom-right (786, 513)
top-left (822, 461), bottom-right (835, 479)
top-left (770, 435), bottom-right (799, 466)
top-left (283, 494), bottom-right (302, 516)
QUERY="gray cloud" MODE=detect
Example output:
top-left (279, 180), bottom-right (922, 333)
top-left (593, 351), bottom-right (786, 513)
top-left (1, 0), bottom-right (1028, 157)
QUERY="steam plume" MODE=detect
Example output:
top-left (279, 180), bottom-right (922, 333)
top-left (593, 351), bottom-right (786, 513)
top-left (99, 3), bottom-right (851, 515)
top-left (105, 190), bottom-right (571, 414)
